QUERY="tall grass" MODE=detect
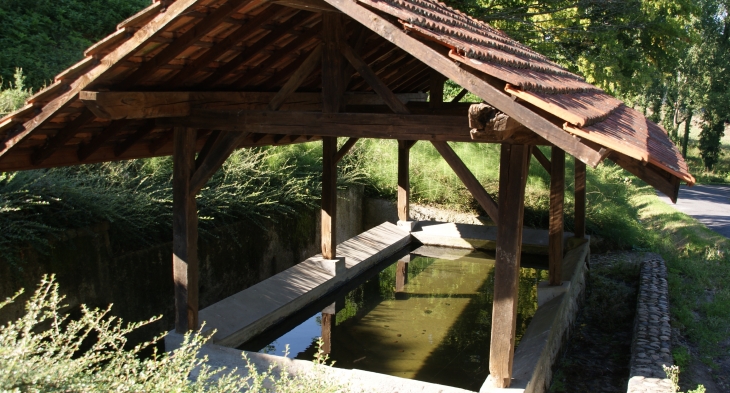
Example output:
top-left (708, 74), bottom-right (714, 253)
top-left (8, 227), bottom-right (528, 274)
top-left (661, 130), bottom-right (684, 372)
top-left (0, 143), bottom-right (364, 266)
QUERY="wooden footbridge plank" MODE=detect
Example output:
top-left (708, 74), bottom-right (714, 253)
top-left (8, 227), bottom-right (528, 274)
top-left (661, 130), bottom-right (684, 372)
top-left (198, 222), bottom-right (410, 347)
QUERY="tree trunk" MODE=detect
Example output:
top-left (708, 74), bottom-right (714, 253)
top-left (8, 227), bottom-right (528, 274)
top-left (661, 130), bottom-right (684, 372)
top-left (681, 110), bottom-right (692, 158)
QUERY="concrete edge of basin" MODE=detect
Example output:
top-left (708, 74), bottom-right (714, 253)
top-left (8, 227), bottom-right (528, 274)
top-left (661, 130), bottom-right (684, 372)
top-left (480, 239), bottom-right (590, 393)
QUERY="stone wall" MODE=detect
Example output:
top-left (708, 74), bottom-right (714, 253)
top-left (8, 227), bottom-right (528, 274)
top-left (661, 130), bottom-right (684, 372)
top-left (0, 186), bottom-right (364, 342)
top-left (626, 255), bottom-right (674, 393)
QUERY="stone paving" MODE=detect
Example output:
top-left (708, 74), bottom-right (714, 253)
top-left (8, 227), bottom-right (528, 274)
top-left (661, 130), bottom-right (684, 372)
top-left (627, 256), bottom-right (675, 393)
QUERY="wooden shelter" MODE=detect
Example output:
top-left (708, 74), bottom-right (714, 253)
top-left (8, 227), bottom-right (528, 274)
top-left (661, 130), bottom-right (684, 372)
top-left (0, 0), bottom-right (694, 387)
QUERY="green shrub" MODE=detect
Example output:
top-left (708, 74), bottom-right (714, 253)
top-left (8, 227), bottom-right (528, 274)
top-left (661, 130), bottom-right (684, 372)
top-left (0, 275), bottom-right (350, 392)
top-left (0, 68), bottom-right (32, 117)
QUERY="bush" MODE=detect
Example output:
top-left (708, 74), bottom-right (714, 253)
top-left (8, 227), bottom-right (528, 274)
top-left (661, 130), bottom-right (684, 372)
top-left (0, 275), bottom-right (350, 392)
top-left (0, 68), bottom-right (32, 117)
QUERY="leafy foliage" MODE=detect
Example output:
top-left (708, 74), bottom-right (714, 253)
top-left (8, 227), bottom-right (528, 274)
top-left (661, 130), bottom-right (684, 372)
top-left (0, 68), bottom-right (32, 117)
top-left (0, 0), bottom-right (148, 89)
top-left (0, 275), bottom-right (351, 392)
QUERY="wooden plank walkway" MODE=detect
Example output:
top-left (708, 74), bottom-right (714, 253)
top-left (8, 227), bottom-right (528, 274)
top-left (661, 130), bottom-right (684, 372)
top-left (198, 222), bottom-right (411, 347)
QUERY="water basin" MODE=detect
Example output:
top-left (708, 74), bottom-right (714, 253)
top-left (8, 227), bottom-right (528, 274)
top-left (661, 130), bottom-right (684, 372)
top-left (240, 245), bottom-right (547, 391)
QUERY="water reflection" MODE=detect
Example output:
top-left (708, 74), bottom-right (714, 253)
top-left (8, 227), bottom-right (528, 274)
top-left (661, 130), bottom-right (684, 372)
top-left (243, 248), bottom-right (546, 391)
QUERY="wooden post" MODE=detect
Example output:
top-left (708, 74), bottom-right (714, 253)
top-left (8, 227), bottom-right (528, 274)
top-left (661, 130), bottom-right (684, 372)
top-left (321, 312), bottom-right (333, 354)
top-left (574, 158), bottom-right (586, 239)
top-left (172, 127), bottom-right (198, 333)
top-left (429, 70), bottom-right (444, 108)
top-left (395, 258), bottom-right (409, 293)
top-left (398, 140), bottom-right (411, 221)
top-left (489, 143), bottom-right (531, 389)
top-left (321, 13), bottom-right (344, 260)
top-left (549, 147), bottom-right (565, 286)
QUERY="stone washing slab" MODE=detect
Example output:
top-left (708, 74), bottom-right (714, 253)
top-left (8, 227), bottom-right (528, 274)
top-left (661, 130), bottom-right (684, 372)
top-left (196, 222), bottom-right (411, 347)
top-left (412, 222), bottom-right (573, 255)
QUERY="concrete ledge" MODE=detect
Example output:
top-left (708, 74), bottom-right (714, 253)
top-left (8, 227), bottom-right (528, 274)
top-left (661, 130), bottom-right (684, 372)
top-left (412, 222), bottom-right (573, 255)
top-left (481, 240), bottom-right (590, 393)
top-left (187, 222), bottom-right (410, 348)
top-left (165, 332), bottom-right (473, 393)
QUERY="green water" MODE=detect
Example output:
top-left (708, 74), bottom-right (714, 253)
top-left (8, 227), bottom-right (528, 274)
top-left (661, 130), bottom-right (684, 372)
top-left (244, 249), bottom-right (547, 391)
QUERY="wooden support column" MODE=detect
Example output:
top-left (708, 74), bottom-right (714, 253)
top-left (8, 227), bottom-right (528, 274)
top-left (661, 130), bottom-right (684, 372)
top-left (574, 158), bottom-right (586, 239)
top-left (489, 143), bottom-right (531, 389)
top-left (321, 311), bottom-right (334, 354)
top-left (549, 147), bottom-right (565, 286)
top-left (398, 140), bottom-right (413, 221)
top-left (321, 12), bottom-right (344, 259)
top-left (172, 127), bottom-right (199, 333)
top-left (429, 70), bottom-right (445, 108)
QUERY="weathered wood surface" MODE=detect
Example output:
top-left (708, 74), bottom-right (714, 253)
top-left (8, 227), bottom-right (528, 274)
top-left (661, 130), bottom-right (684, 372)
top-left (322, 137), bottom-right (337, 259)
top-left (609, 152), bottom-right (679, 203)
top-left (268, 44), bottom-right (323, 111)
top-left (489, 143), bottom-right (531, 388)
top-left (334, 137), bottom-right (359, 163)
top-left (31, 108), bottom-right (96, 165)
top-left (397, 140), bottom-right (411, 221)
top-left (549, 147), bottom-right (565, 286)
top-left (532, 147), bottom-right (552, 173)
top-left (173, 127), bottom-right (199, 333)
top-left (81, 91), bottom-right (438, 119)
top-left (199, 222), bottom-right (411, 347)
top-left (320, 0), bottom-right (603, 167)
top-left (431, 141), bottom-right (499, 223)
top-left (574, 158), bottom-right (586, 239)
top-left (468, 103), bottom-right (524, 142)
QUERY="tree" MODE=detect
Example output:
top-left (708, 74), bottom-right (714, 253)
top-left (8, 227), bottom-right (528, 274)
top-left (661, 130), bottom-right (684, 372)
top-left (0, 0), bottom-right (148, 89)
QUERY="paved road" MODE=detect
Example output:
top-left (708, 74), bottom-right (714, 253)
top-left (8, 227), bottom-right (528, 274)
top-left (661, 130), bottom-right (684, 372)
top-left (657, 185), bottom-right (730, 238)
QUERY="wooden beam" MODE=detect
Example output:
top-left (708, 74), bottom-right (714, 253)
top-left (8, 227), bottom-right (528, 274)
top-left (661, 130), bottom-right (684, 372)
top-left (200, 11), bottom-right (313, 86)
top-left (532, 147), bottom-right (551, 173)
top-left (489, 143), bottom-right (531, 388)
top-left (274, 0), bottom-right (340, 13)
top-left (549, 147), bottom-right (565, 286)
top-left (122, 0), bottom-right (265, 86)
top-left (159, 109), bottom-right (547, 144)
top-left (333, 137), bottom-right (358, 163)
top-left (340, 43), bottom-right (409, 114)
top-left (164, 5), bottom-right (285, 87)
top-left (189, 131), bottom-right (250, 195)
top-left (268, 44), bottom-right (323, 111)
top-left (609, 152), bottom-right (680, 203)
top-left (574, 158), bottom-right (586, 239)
top-left (114, 121), bottom-right (155, 157)
top-left (451, 88), bottom-right (468, 103)
top-left (429, 70), bottom-right (445, 108)
top-left (322, 13), bottom-right (345, 113)
top-left (320, 0), bottom-right (603, 167)
top-left (32, 108), bottom-right (96, 165)
top-left (173, 126), bottom-right (198, 333)
top-left (320, 12), bottom-right (344, 260)
top-left (431, 141), bottom-right (499, 224)
top-left (77, 119), bottom-right (129, 161)
top-left (231, 24), bottom-right (321, 88)
top-left (195, 130), bottom-right (222, 169)
top-left (398, 140), bottom-right (410, 221)
top-left (148, 129), bottom-right (174, 153)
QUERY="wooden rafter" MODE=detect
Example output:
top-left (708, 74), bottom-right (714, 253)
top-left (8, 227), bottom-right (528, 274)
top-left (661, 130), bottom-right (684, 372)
top-left (321, 0), bottom-right (603, 166)
top-left (77, 119), bottom-right (130, 161)
top-left (148, 129), bottom-right (174, 153)
top-left (163, 5), bottom-right (285, 87)
top-left (340, 43), bottom-right (409, 114)
top-left (231, 23), bottom-right (322, 88)
top-left (122, 0), bottom-right (267, 87)
top-left (31, 108), bottom-right (96, 166)
top-left (200, 11), bottom-right (314, 86)
top-left (451, 88), bottom-right (468, 103)
top-left (268, 44), bottom-right (323, 110)
top-left (114, 121), bottom-right (155, 157)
